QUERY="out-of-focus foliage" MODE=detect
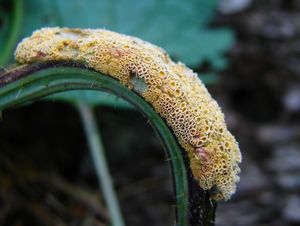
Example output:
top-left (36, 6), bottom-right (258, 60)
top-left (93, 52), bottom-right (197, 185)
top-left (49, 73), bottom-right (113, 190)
top-left (0, 0), bottom-right (234, 107)
top-left (0, 0), bottom-right (22, 65)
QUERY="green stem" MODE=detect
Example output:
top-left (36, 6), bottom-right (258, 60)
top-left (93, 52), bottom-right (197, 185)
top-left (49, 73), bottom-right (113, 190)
top-left (0, 62), bottom-right (216, 226)
top-left (78, 102), bottom-right (125, 226)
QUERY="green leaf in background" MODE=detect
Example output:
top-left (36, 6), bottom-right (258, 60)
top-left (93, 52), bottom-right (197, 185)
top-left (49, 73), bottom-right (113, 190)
top-left (49, 91), bottom-right (132, 108)
top-left (0, 0), bottom-right (234, 107)
top-left (0, 0), bottom-right (23, 66)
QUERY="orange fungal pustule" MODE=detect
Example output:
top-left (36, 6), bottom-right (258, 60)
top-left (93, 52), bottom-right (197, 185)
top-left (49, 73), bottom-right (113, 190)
top-left (15, 27), bottom-right (242, 201)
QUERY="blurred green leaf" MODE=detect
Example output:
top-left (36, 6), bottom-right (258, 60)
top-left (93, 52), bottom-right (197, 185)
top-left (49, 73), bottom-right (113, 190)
top-left (2, 0), bottom-right (234, 107)
top-left (49, 90), bottom-right (132, 108)
top-left (0, 0), bottom-right (23, 65)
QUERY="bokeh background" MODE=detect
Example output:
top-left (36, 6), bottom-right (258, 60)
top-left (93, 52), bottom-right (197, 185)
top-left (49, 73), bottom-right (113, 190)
top-left (1, 0), bottom-right (300, 225)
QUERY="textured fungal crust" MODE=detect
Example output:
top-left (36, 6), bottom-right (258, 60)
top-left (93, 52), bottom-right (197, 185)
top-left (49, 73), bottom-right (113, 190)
top-left (15, 27), bottom-right (241, 201)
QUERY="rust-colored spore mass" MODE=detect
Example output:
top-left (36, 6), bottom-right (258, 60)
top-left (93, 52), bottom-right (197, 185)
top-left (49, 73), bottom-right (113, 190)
top-left (15, 27), bottom-right (241, 201)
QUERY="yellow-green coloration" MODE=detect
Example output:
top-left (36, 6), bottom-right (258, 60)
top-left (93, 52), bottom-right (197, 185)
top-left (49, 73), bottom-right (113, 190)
top-left (15, 27), bottom-right (241, 201)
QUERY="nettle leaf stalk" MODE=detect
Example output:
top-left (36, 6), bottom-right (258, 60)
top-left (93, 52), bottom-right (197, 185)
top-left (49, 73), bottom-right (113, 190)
top-left (14, 27), bottom-right (241, 201)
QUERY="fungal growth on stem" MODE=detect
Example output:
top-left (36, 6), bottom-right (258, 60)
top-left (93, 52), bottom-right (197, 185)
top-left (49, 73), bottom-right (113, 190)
top-left (15, 27), bottom-right (241, 201)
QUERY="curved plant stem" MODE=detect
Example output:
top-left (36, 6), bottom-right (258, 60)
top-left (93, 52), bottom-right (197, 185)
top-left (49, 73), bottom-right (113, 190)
top-left (78, 102), bottom-right (125, 226)
top-left (0, 0), bottom-right (23, 66)
top-left (0, 62), bottom-right (216, 226)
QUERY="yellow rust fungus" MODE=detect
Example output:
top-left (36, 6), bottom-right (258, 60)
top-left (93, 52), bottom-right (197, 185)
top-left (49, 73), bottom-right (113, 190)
top-left (14, 27), bottom-right (242, 201)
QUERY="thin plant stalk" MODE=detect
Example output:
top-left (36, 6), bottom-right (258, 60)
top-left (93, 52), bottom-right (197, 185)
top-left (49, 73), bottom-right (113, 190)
top-left (78, 102), bottom-right (125, 226)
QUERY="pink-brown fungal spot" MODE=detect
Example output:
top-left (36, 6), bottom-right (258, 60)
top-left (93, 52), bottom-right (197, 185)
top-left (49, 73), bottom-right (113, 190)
top-left (35, 50), bottom-right (46, 59)
top-left (109, 46), bottom-right (124, 58)
top-left (195, 147), bottom-right (210, 163)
